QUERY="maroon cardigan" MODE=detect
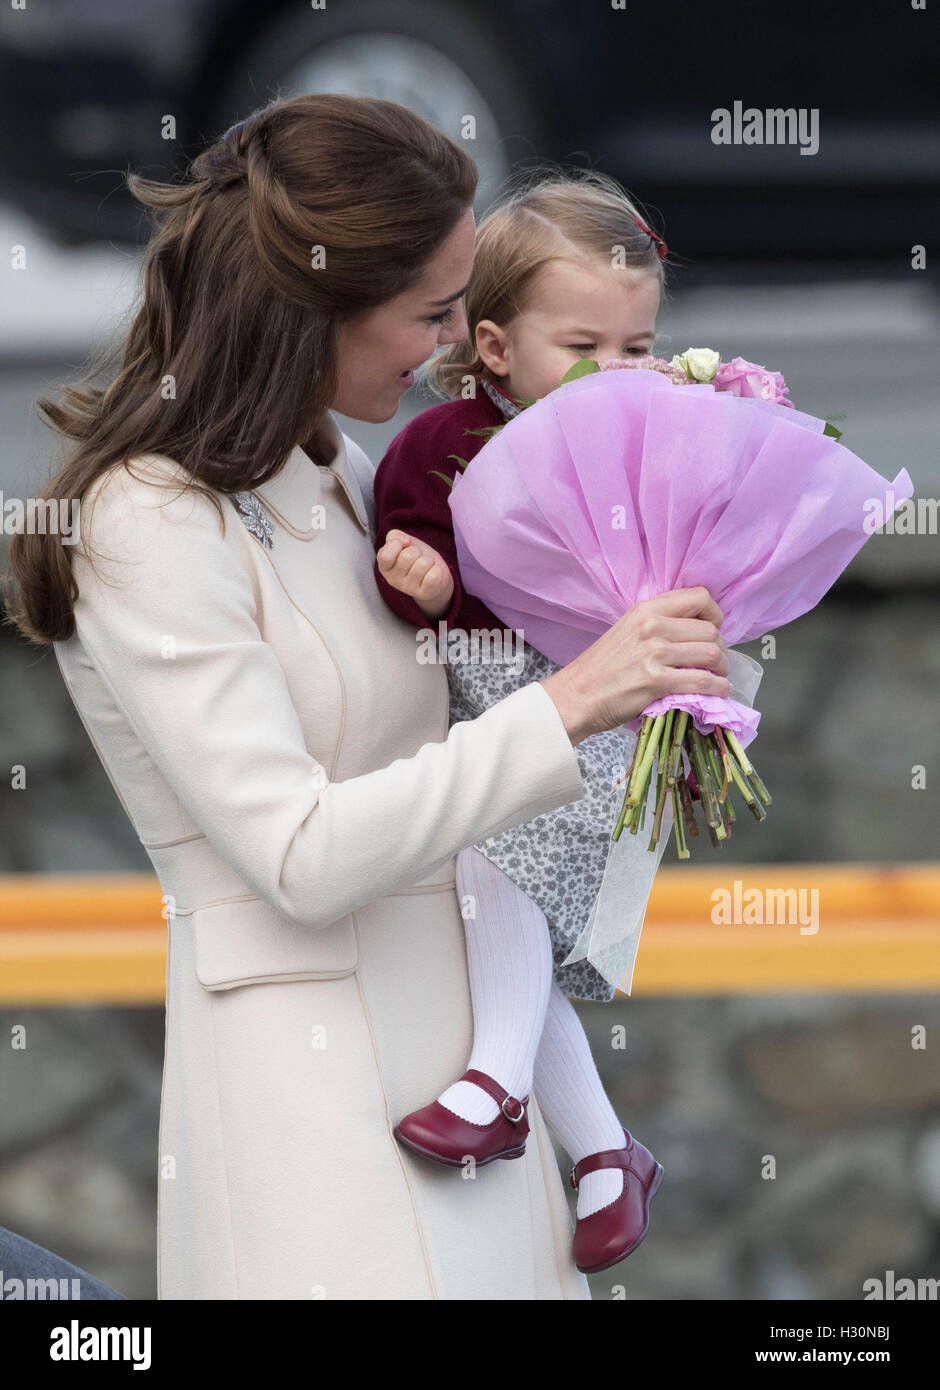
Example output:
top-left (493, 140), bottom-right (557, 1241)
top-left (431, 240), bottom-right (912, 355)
top-left (372, 391), bottom-right (509, 635)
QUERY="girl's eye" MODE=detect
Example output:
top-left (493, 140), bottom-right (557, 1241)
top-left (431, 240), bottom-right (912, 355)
top-left (567, 343), bottom-right (652, 357)
top-left (428, 306), bottom-right (455, 326)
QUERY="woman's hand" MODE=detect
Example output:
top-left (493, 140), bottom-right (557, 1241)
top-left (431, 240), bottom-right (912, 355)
top-left (376, 529), bottom-right (455, 620)
top-left (540, 587), bottom-right (731, 745)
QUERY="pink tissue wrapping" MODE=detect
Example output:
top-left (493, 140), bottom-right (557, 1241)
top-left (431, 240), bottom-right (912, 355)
top-left (631, 691), bottom-right (760, 744)
top-left (448, 368), bottom-right (914, 748)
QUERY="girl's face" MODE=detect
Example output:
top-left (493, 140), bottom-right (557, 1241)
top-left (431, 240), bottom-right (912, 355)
top-left (476, 257), bottom-right (662, 403)
top-left (331, 206), bottom-right (476, 423)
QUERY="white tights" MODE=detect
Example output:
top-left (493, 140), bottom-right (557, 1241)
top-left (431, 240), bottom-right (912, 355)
top-left (436, 847), bottom-right (628, 1218)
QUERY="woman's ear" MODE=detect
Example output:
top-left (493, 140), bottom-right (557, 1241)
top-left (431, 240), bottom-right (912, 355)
top-left (475, 319), bottom-right (511, 377)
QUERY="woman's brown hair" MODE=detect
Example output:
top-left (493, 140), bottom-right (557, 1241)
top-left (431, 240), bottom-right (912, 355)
top-left (3, 93), bottom-right (477, 643)
top-left (424, 167), bottom-right (667, 400)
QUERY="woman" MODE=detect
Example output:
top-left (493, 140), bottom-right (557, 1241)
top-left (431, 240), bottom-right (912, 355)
top-left (4, 94), bottom-right (730, 1299)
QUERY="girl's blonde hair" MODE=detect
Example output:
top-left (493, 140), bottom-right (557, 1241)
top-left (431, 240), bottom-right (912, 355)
top-left (424, 167), bottom-right (668, 400)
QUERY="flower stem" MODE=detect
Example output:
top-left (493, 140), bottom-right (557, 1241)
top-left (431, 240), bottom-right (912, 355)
top-left (724, 729), bottom-right (772, 805)
top-left (626, 712), bottom-right (666, 809)
top-left (672, 784), bottom-right (689, 858)
top-left (666, 709), bottom-right (690, 785)
top-left (611, 712), bottom-right (771, 854)
top-left (677, 772), bottom-right (700, 839)
top-left (725, 751), bottom-right (766, 822)
top-left (705, 736), bottom-right (730, 802)
top-left (688, 726), bottom-right (723, 830)
top-left (648, 709), bottom-right (675, 848)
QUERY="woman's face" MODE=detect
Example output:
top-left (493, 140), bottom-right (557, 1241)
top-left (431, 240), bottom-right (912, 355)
top-left (332, 205), bottom-right (476, 422)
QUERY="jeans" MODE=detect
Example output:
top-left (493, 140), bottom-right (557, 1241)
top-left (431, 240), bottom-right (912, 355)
top-left (0, 1226), bottom-right (126, 1300)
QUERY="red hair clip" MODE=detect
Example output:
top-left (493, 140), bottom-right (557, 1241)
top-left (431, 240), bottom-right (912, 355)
top-left (631, 215), bottom-right (668, 259)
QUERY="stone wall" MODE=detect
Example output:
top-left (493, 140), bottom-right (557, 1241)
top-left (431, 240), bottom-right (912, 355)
top-left (2, 994), bottom-right (938, 1300)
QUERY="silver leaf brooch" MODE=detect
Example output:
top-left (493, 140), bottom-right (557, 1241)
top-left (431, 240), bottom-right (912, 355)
top-left (231, 491), bottom-right (274, 550)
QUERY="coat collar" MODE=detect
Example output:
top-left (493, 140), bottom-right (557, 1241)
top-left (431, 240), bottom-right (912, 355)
top-left (253, 412), bottom-right (370, 537)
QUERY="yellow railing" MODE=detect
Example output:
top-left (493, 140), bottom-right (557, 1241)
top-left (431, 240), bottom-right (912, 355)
top-left (1, 864), bottom-right (939, 1004)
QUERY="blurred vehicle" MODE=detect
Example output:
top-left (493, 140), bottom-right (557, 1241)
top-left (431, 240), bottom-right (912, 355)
top-left (0, 0), bottom-right (937, 261)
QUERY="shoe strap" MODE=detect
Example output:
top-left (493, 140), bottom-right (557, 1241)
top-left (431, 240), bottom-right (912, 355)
top-left (461, 1068), bottom-right (529, 1125)
top-left (570, 1130), bottom-right (634, 1189)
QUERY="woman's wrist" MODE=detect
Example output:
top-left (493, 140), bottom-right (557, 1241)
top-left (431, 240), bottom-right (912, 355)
top-left (539, 668), bottom-right (600, 746)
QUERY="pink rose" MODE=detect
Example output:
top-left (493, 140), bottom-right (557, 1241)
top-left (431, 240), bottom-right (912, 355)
top-left (714, 356), bottom-right (793, 407)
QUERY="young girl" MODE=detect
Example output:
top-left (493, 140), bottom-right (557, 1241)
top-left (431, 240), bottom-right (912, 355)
top-left (373, 171), bottom-right (670, 1273)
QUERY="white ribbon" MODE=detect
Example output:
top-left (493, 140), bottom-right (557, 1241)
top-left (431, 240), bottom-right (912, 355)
top-left (559, 647), bottom-right (764, 996)
top-left (726, 647), bottom-right (764, 709)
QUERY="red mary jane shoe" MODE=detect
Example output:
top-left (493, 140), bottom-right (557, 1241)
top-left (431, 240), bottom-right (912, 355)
top-left (571, 1127), bottom-right (664, 1274)
top-left (393, 1068), bottom-right (530, 1168)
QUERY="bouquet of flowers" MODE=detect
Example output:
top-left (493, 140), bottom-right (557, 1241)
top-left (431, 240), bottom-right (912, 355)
top-left (448, 350), bottom-right (913, 859)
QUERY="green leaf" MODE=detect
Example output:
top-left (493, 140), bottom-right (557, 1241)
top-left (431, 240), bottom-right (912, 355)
top-left (427, 468), bottom-right (455, 489)
top-left (560, 358), bottom-right (601, 385)
top-left (446, 453), bottom-right (471, 471)
top-left (822, 421), bottom-right (843, 441)
top-left (462, 425), bottom-right (504, 441)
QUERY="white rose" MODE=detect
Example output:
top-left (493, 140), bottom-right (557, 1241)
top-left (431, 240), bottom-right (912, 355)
top-left (682, 347), bottom-right (720, 382)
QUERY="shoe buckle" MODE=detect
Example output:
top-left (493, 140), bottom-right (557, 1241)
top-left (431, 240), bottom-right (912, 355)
top-left (501, 1095), bottom-right (525, 1124)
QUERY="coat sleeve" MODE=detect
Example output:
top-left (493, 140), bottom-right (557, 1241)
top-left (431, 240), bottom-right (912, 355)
top-left (372, 419), bottom-right (504, 636)
top-left (68, 463), bottom-right (585, 931)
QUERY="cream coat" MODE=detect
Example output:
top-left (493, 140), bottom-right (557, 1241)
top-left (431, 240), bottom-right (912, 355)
top-left (53, 414), bottom-right (591, 1299)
